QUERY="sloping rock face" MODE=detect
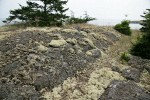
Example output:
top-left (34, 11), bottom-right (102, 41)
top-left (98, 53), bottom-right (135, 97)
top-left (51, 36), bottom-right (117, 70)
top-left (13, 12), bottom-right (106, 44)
top-left (99, 80), bottom-right (150, 100)
top-left (0, 25), bottom-right (120, 99)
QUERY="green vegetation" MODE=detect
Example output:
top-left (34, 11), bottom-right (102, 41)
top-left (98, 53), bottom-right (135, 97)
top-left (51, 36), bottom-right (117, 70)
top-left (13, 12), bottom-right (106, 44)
top-left (66, 11), bottom-right (96, 24)
top-left (3, 0), bottom-right (69, 26)
top-left (120, 52), bottom-right (130, 62)
top-left (114, 20), bottom-right (132, 35)
top-left (3, 1), bottom-right (95, 27)
top-left (131, 9), bottom-right (150, 59)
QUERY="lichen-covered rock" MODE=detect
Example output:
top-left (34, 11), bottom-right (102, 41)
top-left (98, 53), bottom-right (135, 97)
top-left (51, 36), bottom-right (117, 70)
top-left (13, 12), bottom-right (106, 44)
top-left (99, 80), bottom-right (150, 100)
top-left (66, 38), bottom-right (77, 45)
top-left (0, 24), bottom-right (121, 99)
top-left (80, 31), bottom-right (88, 37)
top-left (49, 39), bottom-right (67, 47)
top-left (86, 49), bottom-right (101, 58)
top-left (83, 38), bottom-right (96, 48)
top-left (37, 44), bottom-right (48, 52)
top-left (61, 29), bottom-right (78, 34)
top-left (41, 68), bottom-right (124, 100)
top-left (144, 63), bottom-right (150, 74)
top-left (139, 69), bottom-right (150, 91)
top-left (121, 68), bottom-right (141, 82)
top-left (102, 32), bottom-right (119, 42)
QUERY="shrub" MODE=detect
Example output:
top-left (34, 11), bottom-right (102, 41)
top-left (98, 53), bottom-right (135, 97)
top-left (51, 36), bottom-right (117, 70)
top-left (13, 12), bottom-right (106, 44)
top-left (120, 52), bottom-right (131, 62)
top-left (131, 33), bottom-right (150, 59)
top-left (66, 11), bottom-right (95, 24)
top-left (114, 20), bottom-right (132, 35)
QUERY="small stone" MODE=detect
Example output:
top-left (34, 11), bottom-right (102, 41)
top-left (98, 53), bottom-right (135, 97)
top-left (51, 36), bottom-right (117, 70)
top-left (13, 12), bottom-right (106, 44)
top-left (68, 48), bottom-right (75, 54)
top-left (86, 51), bottom-right (93, 56)
top-left (37, 44), bottom-right (48, 52)
top-left (111, 66), bottom-right (120, 73)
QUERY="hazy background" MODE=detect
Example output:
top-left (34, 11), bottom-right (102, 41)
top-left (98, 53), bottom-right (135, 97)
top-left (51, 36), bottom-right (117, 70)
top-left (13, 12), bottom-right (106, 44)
top-left (0, 0), bottom-right (150, 28)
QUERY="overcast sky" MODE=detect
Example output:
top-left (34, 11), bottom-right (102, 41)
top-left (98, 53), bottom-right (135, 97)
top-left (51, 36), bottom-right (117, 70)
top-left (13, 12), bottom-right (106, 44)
top-left (0, 0), bottom-right (150, 20)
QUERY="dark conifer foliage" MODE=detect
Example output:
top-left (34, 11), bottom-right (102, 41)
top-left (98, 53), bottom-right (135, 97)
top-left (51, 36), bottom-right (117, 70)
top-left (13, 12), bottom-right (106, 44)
top-left (131, 9), bottom-right (150, 59)
top-left (3, 0), bottom-right (69, 26)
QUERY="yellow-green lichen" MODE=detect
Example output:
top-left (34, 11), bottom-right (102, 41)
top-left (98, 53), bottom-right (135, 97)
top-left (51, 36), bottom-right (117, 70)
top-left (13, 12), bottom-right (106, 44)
top-left (49, 39), bottom-right (67, 47)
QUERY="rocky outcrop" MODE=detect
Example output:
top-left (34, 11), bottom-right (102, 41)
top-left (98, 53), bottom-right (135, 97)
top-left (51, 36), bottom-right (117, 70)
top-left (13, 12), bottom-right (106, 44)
top-left (0, 24), bottom-right (120, 99)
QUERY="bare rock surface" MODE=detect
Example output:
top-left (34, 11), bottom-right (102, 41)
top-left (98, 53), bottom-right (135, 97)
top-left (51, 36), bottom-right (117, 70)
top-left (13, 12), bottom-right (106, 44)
top-left (99, 80), bottom-right (150, 100)
top-left (121, 68), bottom-right (141, 82)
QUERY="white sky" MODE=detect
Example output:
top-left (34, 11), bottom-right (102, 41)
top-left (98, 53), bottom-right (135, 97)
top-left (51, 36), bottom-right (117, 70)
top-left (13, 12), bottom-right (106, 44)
top-left (0, 0), bottom-right (150, 20)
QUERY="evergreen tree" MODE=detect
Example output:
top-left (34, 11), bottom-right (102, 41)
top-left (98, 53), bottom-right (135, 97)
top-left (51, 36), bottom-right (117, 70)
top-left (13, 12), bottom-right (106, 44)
top-left (3, 0), bottom-right (69, 26)
top-left (131, 9), bottom-right (150, 59)
top-left (140, 9), bottom-right (150, 33)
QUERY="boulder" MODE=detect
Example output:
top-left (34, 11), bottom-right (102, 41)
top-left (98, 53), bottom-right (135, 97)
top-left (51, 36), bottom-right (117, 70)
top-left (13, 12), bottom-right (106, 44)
top-left (99, 80), bottom-right (150, 100)
top-left (121, 68), bottom-right (141, 82)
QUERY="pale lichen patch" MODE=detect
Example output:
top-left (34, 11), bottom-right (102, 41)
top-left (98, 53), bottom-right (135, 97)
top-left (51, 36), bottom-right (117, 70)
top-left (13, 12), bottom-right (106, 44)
top-left (61, 29), bottom-right (78, 34)
top-left (49, 39), bottom-right (67, 47)
top-left (42, 68), bottom-right (124, 100)
top-left (138, 69), bottom-right (150, 91)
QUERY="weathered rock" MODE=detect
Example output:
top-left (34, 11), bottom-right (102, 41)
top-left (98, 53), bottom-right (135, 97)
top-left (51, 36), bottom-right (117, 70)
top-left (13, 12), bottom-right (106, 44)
top-left (68, 48), bottom-right (75, 54)
top-left (49, 39), bottom-right (67, 47)
top-left (66, 38), bottom-right (77, 45)
top-left (83, 38), bottom-right (95, 48)
top-left (86, 49), bottom-right (101, 58)
top-left (144, 63), bottom-right (150, 74)
top-left (37, 44), bottom-right (48, 52)
top-left (99, 80), bottom-right (150, 100)
top-left (121, 68), bottom-right (141, 82)
top-left (111, 66), bottom-right (121, 73)
top-left (102, 32), bottom-right (119, 42)
top-left (80, 31), bottom-right (88, 37)
top-left (0, 25), bottom-right (121, 99)
top-left (61, 29), bottom-right (78, 34)
top-left (128, 55), bottom-right (147, 71)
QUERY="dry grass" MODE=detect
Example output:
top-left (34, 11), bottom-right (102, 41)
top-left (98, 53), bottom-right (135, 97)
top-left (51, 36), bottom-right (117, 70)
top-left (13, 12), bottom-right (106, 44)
top-left (107, 30), bottom-right (142, 62)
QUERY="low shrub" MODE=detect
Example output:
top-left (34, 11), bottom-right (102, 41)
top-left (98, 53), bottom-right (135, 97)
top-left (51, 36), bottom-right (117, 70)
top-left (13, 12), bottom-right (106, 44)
top-left (120, 52), bottom-right (131, 62)
top-left (114, 20), bottom-right (132, 35)
top-left (131, 33), bottom-right (150, 59)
